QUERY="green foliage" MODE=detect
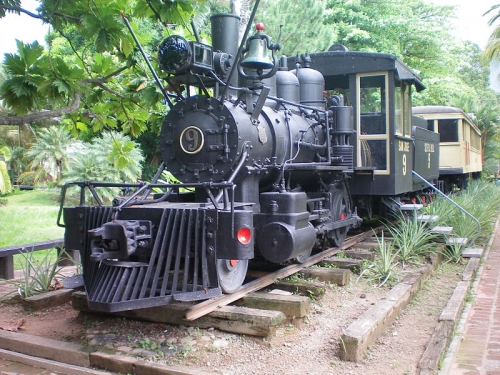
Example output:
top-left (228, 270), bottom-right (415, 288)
top-left (16, 171), bottom-right (37, 186)
top-left (257, 0), bottom-right (334, 56)
top-left (422, 180), bottom-right (500, 262)
top-left (0, 248), bottom-right (67, 301)
top-left (385, 216), bottom-right (437, 266)
top-left (64, 130), bottom-right (144, 182)
top-left (63, 130), bottom-right (144, 201)
top-left (440, 243), bottom-right (464, 265)
top-left (0, 0), bottom-right (199, 137)
top-left (358, 233), bottom-right (399, 287)
top-left (0, 160), bottom-right (13, 194)
top-left (7, 146), bottom-right (28, 180)
top-left (26, 126), bottom-right (74, 185)
top-left (325, 0), bottom-right (455, 72)
top-left (135, 338), bottom-right (161, 351)
top-left (0, 41), bottom-right (47, 115)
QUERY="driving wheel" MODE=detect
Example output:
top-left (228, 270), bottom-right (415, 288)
top-left (327, 189), bottom-right (349, 247)
top-left (216, 259), bottom-right (248, 293)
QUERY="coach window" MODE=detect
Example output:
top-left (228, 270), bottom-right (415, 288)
top-left (395, 82), bottom-right (411, 137)
top-left (438, 119), bottom-right (459, 142)
top-left (426, 120), bottom-right (435, 132)
top-left (402, 82), bottom-right (411, 136)
top-left (357, 73), bottom-right (389, 173)
top-left (395, 85), bottom-right (402, 134)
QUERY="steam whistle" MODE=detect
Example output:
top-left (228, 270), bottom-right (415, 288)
top-left (238, 23), bottom-right (281, 80)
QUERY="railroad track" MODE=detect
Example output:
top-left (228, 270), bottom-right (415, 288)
top-left (184, 225), bottom-right (384, 321)
top-left (68, 225), bottom-right (385, 331)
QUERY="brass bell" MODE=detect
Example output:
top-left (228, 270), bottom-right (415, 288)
top-left (240, 23), bottom-right (274, 70)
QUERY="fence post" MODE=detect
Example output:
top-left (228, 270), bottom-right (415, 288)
top-left (0, 255), bottom-right (14, 279)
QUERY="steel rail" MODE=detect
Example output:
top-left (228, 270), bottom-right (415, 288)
top-left (184, 226), bottom-right (384, 321)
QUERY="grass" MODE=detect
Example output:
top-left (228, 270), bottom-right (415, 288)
top-left (0, 189), bottom-right (65, 268)
top-left (0, 189), bottom-right (64, 246)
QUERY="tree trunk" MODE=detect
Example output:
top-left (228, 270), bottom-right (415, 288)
top-left (231, 0), bottom-right (252, 42)
top-left (0, 93), bottom-right (81, 126)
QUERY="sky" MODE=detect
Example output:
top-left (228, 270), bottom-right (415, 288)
top-left (0, 0), bottom-right (498, 87)
top-left (429, 0), bottom-right (494, 50)
top-left (0, 0), bottom-right (49, 57)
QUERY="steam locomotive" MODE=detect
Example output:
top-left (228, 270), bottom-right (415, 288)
top-left (59, 10), bottom-right (439, 313)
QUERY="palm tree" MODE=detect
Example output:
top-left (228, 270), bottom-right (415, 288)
top-left (64, 131), bottom-right (144, 183)
top-left (26, 126), bottom-right (73, 184)
top-left (484, 5), bottom-right (500, 79)
top-left (63, 131), bottom-right (144, 203)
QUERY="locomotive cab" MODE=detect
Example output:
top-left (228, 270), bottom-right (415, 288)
top-left (295, 50), bottom-right (440, 214)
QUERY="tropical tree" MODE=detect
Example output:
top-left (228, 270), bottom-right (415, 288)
top-left (256, 0), bottom-right (333, 57)
top-left (92, 131), bottom-right (144, 182)
top-left (324, 0), bottom-right (456, 72)
top-left (25, 126), bottom-right (73, 184)
top-left (63, 130), bottom-right (144, 201)
top-left (64, 130), bottom-right (144, 183)
top-left (0, 0), bottom-right (204, 135)
top-left (0, 144), bottom-right (27, 182)
top-left (484, 4), bottom-right (500, 84)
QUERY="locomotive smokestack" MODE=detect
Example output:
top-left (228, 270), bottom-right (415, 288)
top-left (211, 14), bottom-right (240, 89)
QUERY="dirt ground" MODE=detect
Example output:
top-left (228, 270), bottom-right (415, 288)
top-left (0, 261), bottom-right (464, 375)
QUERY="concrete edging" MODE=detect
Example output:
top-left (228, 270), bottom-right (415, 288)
top-left (338, 253), bottom-right (441, 362)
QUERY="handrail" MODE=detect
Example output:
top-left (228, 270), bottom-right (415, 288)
top-left (412, 170), bottom-right (480, 245)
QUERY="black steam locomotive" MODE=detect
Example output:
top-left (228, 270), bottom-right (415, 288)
top-left (58, 10), bottom-right (439, 313)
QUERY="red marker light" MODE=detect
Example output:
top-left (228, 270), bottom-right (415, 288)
top-left (256, 23), bottom-right (265, 31)
top-left (237, 227), bottom-right (251, 245)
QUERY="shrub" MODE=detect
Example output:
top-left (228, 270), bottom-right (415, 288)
top-left (17, 171), bottom-right (37, 186)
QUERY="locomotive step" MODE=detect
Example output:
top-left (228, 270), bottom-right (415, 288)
top-left (399, 203), bottom-right (424, 211)
top-left (430, 226), bottom-right (454, 235)
top-left (416, 214), bottom-right (439, 223)
top-left (461, 247), bottom-right (484, 258)
top-left (446, 237), bottom-right (468, 247)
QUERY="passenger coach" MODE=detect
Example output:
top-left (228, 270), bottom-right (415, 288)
top-left (413, 106), bottom-right (482, 192)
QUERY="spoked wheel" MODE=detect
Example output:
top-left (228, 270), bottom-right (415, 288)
top-left (327, 190), bottom-right (349, 247)
top-left (216, 259), bottom-right (248, 294)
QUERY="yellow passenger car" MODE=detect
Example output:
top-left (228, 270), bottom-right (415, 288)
top-left (412, 106), bottom-right (482, 192)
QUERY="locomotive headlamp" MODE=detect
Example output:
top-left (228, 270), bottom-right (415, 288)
top-left (236, 227), bottom-right (252, 245)
top-left (158, 35), bottom-right (213, 75)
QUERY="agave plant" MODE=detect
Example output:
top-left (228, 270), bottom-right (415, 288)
top-left (0, 248), bottom-right (72, 301)
top-left (386, 215), bottom-right (437, 267)
top-left (358, 233), bottom-right (400, 287)
top-left (441, 243), bottom-right (465, 264)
